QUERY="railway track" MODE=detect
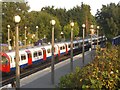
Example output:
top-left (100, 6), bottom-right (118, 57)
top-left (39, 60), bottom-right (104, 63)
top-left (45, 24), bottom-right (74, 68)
top-left (0, 48), bottom-right (87, 87)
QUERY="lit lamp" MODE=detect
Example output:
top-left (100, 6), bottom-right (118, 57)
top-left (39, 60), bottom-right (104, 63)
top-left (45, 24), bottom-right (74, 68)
top-left (7, 25), bottom-right (12, 50)
top-left (36, 26), bottom-right (39, 41)
top-left (24, 26), bottom-right (27, 48)
top-left (50, 19), bottom-right (56, 84)
top-left (82, 24), bottom-right (85, 65)
top-left (97, 26), bottom-right (99, 47)
top-left (70, 21), bottom-right (74, 72)
top-left (14, 15), bottom-right (21, 88)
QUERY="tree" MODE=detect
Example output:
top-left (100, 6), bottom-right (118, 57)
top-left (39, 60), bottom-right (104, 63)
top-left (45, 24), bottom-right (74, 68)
top-left (27, 11), bottom-right (62, 42)
top-left (95, 2), bottom-right (120, 39)
top-left (63, 22), bottom-right (79, 40)
top-left (2, 1), bottom-right (30, 45)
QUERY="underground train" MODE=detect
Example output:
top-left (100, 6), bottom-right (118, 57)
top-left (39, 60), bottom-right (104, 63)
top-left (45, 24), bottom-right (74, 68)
top-left (112, 35), bottom-right (120, 46)
top-left (0, 36), bottom-right (106, 73)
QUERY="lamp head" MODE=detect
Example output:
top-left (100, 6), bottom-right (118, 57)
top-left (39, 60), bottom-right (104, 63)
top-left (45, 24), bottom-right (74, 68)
top-left (97, 26), bottom-right (100, 29)
top-left (61, 32), bottom-right (63, 35)
top-left (25, 26), bottom-right (27, 29)
top-left (90, 25), bottom-right (94, 28)
top-left (82, 24), bottom-right (85, 28)
top-left (50, 20), bottom-right (56, 25)
top-left (36, 26), bottom-right (38, 29)
top-left (7, 25), bottom-right (10, 28)
top-left (14, 15), bottom-right (21, 23)
top-left (70, 22), bottom-right (74, 27)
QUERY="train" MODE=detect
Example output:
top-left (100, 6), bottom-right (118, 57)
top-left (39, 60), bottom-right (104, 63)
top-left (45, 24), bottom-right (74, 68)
top-left (112, 35), bottom-right (120, 46)
top-left (0, 36), bottom-right (106, 73)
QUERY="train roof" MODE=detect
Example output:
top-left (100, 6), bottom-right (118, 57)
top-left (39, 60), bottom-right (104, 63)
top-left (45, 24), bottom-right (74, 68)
top-left (113, 35), bottom-right (120, 39)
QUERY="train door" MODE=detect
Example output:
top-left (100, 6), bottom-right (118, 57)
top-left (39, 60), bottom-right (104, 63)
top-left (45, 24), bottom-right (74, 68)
top-left (42, 48), bottom-right (46, 60)
top-left (25, 50), bottom-right (32, 65)
top-left (65, 44), bottom-right (68, 54)
top-left (57, 45), bottom-right (60, 56)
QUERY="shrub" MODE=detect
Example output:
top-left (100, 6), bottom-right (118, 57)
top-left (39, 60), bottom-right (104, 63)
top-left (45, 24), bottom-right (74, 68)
top-left (58, 45), bottom-right (120, 89)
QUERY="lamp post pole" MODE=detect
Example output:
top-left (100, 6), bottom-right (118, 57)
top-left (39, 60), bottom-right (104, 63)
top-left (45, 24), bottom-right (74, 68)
top-left (97, 26), bottom-right (99, 47)
top-left (7, 25), bottom-right (11, 50)
top-left (70, 22), bottom-right (74, 72)
top-left (24, 26), bottom-right (27, 48)
top-left (50, 20), bottom-right (56, 84)
top-left (36, 26), bottom-right (38, 41)
top-left (82, 24), bottom-right (85, 66)
top-left (14, 15), bottom-right (21, 89)
top-left (90, 25), bottom-right (94, 50)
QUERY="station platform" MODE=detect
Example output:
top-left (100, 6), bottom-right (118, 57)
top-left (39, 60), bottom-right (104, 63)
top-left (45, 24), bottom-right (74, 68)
top-left (20, 50), bottom-right (95, 88)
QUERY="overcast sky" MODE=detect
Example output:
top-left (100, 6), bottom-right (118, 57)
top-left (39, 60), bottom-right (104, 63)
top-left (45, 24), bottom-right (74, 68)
top-left (27, 0), bottom-right (119, 15)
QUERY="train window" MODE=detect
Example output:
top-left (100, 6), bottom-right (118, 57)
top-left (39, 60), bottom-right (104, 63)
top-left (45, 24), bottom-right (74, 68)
top-left (33, 51), bottom-right (37, 57)
top-left (75, 43), bottom-right (79, 46)
top-left (47, 49), bottom-right (51, 53)
top-left (21, 54), bottom-right (26, 61)
top-left (60, 47), bottom-right (62, 50)
top-left (1, 56), bottom-right (8, 65)
top-left (38, 51), bottom-right (42, 56)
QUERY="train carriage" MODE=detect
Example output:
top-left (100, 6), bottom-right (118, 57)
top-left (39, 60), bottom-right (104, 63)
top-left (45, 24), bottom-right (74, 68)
top-left (0, 36), bottom-right (105, 73)
top-left (27, 46), bottom-right (43, 64)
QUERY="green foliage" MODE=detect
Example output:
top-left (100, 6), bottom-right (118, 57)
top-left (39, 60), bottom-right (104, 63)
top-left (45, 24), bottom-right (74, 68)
top-left (96, 2), bottom-right (120, 39)
top-left (63, 22), bottom-right (79, 40)
top-left (2, 1), bottom-right (30, 44)
top-left (58, 46), bottom-right (120, 89)
top-left (41, 3), bottom-right (95, 37)
top-left (27, 11), bottom-right (62, 42)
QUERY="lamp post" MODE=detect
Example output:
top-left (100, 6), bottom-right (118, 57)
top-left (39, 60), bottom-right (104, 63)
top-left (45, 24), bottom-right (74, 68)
top-left (82, 24), bottom-right (85, 66)
top-left (97, 26), bottom-right (99, 47)
top-left (70, 22), bottom-right (74, 72)
top-left (36, 26), bottom-right (38, 41)
top-left (90, 25), bottom-right (94, 50)
top-left (7, 25), bottom-right (11, 50)
top-left (14, 15), bottom-right (21, 88)
top-left (50, 19), bottom-right (56, 84)
top-left (24, 26), bottom-right (27, 48)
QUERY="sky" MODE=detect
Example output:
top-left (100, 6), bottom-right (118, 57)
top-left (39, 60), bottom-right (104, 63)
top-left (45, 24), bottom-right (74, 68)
top-left (27, 0), bottom-right (119, 15)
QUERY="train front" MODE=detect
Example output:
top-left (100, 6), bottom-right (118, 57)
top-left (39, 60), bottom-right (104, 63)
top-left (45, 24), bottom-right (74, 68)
top-left (0, 52), bottom-right (10, 73)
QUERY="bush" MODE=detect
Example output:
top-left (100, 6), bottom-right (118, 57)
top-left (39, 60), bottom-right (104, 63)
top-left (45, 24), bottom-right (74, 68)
top-left (58, 45), bottom-right (120, 89)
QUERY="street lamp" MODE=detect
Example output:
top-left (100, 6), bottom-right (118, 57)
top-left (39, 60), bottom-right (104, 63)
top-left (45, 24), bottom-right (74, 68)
top-left (97, 26), bottom-right (99, 47)
top-left (14, 15), bottom-right (21, 88)
top-left (90, 25), bottom-right (94, 50)
top-left (50, 19), bottom-right (56, 84)
top-left (82, 24), bottom-right (85, 66)
top-left (36, 26), bottom-right (39, 41)
top-left (70, 21), bottom-right (74, 72)
top-left (24, 26), bottom-right (27, 48)
top-left (7, 25), bottom-right (12, 50)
